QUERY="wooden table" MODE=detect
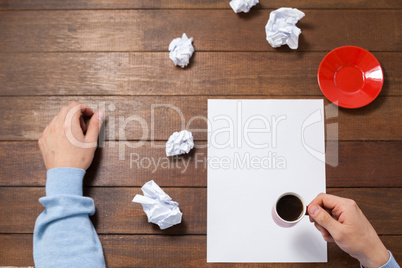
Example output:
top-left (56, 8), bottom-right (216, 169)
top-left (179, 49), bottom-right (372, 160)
top-left (0, 1), bottom-right (401, 267)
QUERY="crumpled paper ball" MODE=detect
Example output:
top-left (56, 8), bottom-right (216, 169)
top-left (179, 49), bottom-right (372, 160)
top-left (265, 7), bottom-right (305, 49)
top-left (166, 130), bottom-right (194, 156)
top-left (168, 33), bottom-right (194, 68)
top-left (229, 0), bottom-right (259, 13)
top-left (132, 180), bottom-right (182, 230)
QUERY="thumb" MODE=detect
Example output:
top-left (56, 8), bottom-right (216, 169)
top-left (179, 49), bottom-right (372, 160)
top-left (309, 204), bottom-right (341, 235)
top-left (85, 111), bottom-right (104, 143)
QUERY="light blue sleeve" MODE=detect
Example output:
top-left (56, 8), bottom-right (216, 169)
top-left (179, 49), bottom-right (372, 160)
top-left (360, 251), bottom-right (400, 268)
top-left (33, 168), bottom-right (106, 268)
top-left (378, 251), bottom-right (400, 268)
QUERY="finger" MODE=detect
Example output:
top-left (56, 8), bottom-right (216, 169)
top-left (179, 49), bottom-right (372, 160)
top-left (331, 211), bottom-right (340, 221)
top-left (314, 222), bottom-right (335, 242)
top-left (81, 106), bottom-right (94, 117)
top-left (66, 102), bottom-right (92, 127)
top-left (55, 105), bottom-right (69, 127)
top-left (44, 115), bottom-right (57, 133)
top-left (61, 102), bottom-right (92, 127)
top-left (38, 134), bottom-right (49, 169)
top-left (40, 115), bottom-right (57, 151)
top-left (308, 204), bottom-right (342, 236)
top-left (68, 101), bottom-right (94, 116)
top-left (50, 115), bottom-right (57, 125)
top-left (38, 137), bottom-right (44, 157)
top-left (85, 111), bottom-right (104, 143)
top-left (38, 141), bottom-right (48, 169)
top-left (309, 193), bottom-right (347, 212)
top-left (80, 116), bottom-right (86, 132)
top-left (64, 103), bottom-right (94, 140)
top-left (314, 222), bottom-right (330, 237)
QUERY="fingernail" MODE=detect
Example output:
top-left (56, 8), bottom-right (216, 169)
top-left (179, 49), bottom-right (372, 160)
top-left (97, 111), bottom-right (104, 121)
top-left (309, 205), bottom-right (319, 216)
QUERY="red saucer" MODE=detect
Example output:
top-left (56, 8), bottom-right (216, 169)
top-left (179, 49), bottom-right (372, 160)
top-left (317, 46), bottom-right (383, 109)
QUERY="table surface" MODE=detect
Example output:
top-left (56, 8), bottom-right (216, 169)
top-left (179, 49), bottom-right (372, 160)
top-left (0, 0), bottom-right (401, 267)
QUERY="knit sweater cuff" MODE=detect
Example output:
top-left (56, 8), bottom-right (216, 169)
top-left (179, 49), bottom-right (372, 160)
top-left (360, 251), bottom-right (400, 268)
top-left (46, 168), bottom-right (86, 197)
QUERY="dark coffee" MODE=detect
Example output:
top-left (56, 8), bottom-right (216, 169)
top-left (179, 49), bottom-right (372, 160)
top-left (276, 194), bottom-right (304, 222)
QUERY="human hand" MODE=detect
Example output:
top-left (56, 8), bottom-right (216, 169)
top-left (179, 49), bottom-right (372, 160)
top-left (308, 193), bottom-right (389, 268)
top-left (38, 102), bottom-right (104, 171)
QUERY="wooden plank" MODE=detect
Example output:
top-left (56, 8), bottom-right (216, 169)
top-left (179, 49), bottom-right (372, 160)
top-left (1, 187), bottom-right (400, 235)
top-left (1, 141), bottom-right (400, 187)
top-left (100, 235), bottom-right (402, 268)
top-left (0, 52), bottom-right (400, 96)
top-left (0, 10), bottom-right (401, 52)
top-left (1, 0), bottom-right (402, 10)
top-left (0, 234), bottom-right (34, 267)
top-left (326, 141), bottom-right (402, 187)
top-left (0, 234), bottom-right (400, 267)
top-left (0, 96), bottom-right (400, 141)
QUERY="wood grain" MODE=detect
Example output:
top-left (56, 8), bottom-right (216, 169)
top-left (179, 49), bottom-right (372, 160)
top-left (101, 235), bottom-right (402, 268)
top-left (0, 10), bottom-right (401, 52)
top-left (1, 187), bottom-right (401, 235)
top-left (0, 96), bottom-right (400, 141)
top-left (1, 0), bottom-right (401, 10)
top-left (0, 141), bottom-right (400, 187)
top-left (1, 52), bottom-right (400, 96)
top-left (0, 234), bottom-right (400, 267)
top-left (326, 141), bottom-right (402, 187)
top-left (0, 1), bottom-right (401, 267)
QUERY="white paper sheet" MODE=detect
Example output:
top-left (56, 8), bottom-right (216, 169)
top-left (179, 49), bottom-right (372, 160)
top-left (207, 99), bottom-right (327, 263)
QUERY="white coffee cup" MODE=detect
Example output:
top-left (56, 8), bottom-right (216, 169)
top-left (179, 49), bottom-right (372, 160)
top-left (272, 192), bottom-right (307, 228)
